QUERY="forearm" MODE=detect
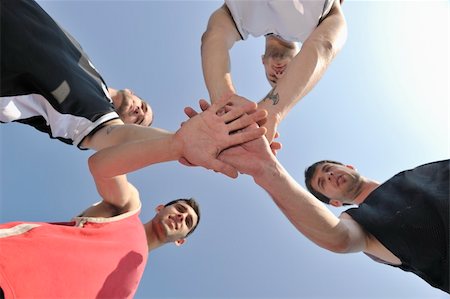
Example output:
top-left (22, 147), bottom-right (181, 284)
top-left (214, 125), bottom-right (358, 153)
top-left (88, 134), bottom-right (180, 179)
top-left (253, 159), bottom-right (351, 252)
top-left (260, 2), bottom-right (347, 119)
top-left (201, 5), bottom-right (241, 103)
top-left (201, 33), bottom-right (236, 103)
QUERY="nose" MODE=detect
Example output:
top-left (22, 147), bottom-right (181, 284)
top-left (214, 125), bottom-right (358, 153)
top-left (175, 213), bottom-right (184, 223)
top-left (272, 65), bottom-right (286, 78)
top-left (327, 171), bottom-right (334, 180)
top-left (134, 106), bottom-right (144, 116)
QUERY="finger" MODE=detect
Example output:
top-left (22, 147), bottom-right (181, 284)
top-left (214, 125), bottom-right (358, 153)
top-left (227, 127), bottom-right (266, 146)
top-left (222, 103), bottom-right (261, 124)
top-left (227, 110), bottom-right (267, 132)
top-left (184, 107), bottom-right (199, 119)
top-left (210, 93), bottom-right (233, 114)
top-left (199, 99), bottom-right (210, 112)
top-left (178, 157), bottom-right (196, 167)
top-left (270, 141), bottom-right (282, 156)
top-left (270, 141), bottom-right (282, 150)
top-left (207, 159), bottom-right (239, 179)
top-left (217, 107), bottom-right (226, 116)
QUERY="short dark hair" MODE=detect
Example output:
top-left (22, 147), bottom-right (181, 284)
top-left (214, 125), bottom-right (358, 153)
top-left (164, 198), bottom-right (200, 237)
top-left (304, 160), bottom-right (344, 205)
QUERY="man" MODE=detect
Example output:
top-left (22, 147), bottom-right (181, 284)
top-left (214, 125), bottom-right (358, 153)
top-left (0, 0), bottom-right (269, 177)
top-left (0, 0), bottom-right (153, 150)
top-left (201, 0), bottom-right (347, 142)
top-left (217, 134), bottom-right (449, 293)
top-left (0, 97), bottom-right (264, 298)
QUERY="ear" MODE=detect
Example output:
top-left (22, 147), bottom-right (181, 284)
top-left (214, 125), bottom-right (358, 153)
top-left (174, 238), bottom-right (186, 247)
top-left (330, 199), bottom-right (343, 207)
top-left (155, 204), bottom-right (165, 213)
top-left (261, 54), bottom-right (267, 65)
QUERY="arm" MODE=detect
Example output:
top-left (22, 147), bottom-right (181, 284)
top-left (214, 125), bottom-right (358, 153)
top-left (86, 96), bottom-right (268, 214)
top-left (259, 0), bottom-right (348, 141)
top-left (201, 4), bottom-right (241, 103)
top-left (219, 136), bottom-right (367, 253)
top-left (81, 119), bottom-right (172, 151)
top-left (87, 135), bottom-right (178, 213)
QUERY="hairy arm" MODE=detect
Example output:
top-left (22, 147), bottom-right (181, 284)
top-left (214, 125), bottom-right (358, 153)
top-left (259, 0), bottom-right (348, 141)
top-left (201, 4), bottom-right (241, 103)
top-left (219, 136), bottom-right (367, 253)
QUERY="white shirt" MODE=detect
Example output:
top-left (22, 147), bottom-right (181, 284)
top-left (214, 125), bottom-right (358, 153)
top-left (225, 0), bottom-right (333, 42)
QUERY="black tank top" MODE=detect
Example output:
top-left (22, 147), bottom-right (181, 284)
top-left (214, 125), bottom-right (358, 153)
top-left (346, 160), bottom-right (449, 293)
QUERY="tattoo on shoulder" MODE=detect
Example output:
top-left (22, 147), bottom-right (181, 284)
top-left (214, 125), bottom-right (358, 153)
top-left (263, 88), bottom-right (279, 105)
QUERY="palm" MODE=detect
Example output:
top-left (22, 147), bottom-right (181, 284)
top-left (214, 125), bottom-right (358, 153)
top-left (176, 96), bottom-right (267, 178)
top-left (219, 135), bottom-right (273, 177)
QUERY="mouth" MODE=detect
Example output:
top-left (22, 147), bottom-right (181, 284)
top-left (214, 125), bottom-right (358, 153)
top-left (168, 217), bottom-right (178, 230)
top-left (336, 175), bottom-right (344, 187)
top-left (167, 218), bottom-right (175, 229)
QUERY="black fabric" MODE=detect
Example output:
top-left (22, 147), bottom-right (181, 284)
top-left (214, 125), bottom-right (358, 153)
top-left (346, 160), bottom-right (449, 293)
top-left (0, 0), bottom-right (117, 143)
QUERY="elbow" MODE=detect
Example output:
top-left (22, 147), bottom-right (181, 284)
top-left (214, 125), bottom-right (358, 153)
top-left (88, 154), bottom-right (101, 178)
top-left (327, 238), bottom-right (352, 254)
top-left (305, 30), bottom-right (347, 63)
top-left (304, 38), bottom-right (342, 64)
top-left (321, 230), bottom-right (353, 254)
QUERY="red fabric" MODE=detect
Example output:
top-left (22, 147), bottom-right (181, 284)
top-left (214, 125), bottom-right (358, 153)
top-left (0, 211), bottom-right (148, 298)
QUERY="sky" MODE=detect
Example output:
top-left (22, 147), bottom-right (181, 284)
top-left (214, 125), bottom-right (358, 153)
top-left (0, 1), bottom-right (449, 298)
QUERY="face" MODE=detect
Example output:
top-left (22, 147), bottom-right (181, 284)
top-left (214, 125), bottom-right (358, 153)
top-left (154, 201), bottom-right (198, 244)
top-left (311, 163), bottom-right (362, 205)
top-left (262, 39), bottom-right (297, 87)
top-left (114, 89), bottom-right (153, 126)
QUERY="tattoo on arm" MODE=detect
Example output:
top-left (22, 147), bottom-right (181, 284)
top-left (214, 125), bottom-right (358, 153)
top-left (262, 88), bottom-right (279, 105)
top-left (106, 126), bottom-right (114, 135)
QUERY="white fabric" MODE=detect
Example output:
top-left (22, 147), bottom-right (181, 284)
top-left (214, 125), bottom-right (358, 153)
top-left (225, 0), bottom-right (331, 42)
top-left (0, 223), bottom-right (41, 238)
top-left (0, 94), bottom-right (118, 146)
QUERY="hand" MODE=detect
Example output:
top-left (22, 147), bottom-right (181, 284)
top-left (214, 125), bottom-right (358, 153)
top-left (257, 100), bottom-right (281, 144)
top-left (175, 94), bottom-right (268, 178)
top-left (218, 127), bottom-right (276, 177)
top-left (185, 93), bottom-right (279, 142)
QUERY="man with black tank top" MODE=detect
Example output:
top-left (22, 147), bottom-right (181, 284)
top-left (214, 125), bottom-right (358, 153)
top-left (217, 133), bottom-right (449, 293)
top-left (0, 0), bottom-right (154, 150)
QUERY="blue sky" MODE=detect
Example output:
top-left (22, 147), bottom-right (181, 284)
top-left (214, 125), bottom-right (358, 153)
top-left (0, 1), bottom-right (448, 298)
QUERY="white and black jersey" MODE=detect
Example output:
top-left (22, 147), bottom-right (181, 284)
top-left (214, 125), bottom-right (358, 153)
top-left (0, 0), bottom-right (119, 148)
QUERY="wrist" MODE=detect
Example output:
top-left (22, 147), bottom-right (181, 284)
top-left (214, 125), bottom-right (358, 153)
top-left (253, 158), bottom-right (281, 186)
top-left (169, 132), bottom-right (184, 160)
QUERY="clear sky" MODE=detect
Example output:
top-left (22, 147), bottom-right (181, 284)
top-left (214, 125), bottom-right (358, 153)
top-left (0, 1), bottom-right (449, 298)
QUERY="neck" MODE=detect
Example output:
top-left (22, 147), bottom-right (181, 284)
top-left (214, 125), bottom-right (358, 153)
top-left (107, 87), bottom-right (120, 107)
top-left (352, 178), bottom-right (380, 205)
top-left (143, 220), bottom-right (164, 252)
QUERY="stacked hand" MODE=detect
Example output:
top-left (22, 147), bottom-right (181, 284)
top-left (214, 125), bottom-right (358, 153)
top-left (175, 94), bottom-right (268, 178)
top-left (181, 95), bottom-right (282, 178)
top-left (209, 93), bottom-right (280, 143)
